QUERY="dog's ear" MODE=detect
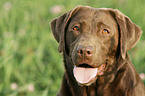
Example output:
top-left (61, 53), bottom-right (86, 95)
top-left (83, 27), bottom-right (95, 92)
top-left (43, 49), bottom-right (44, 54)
top-left (50, 6), bottom-right (83, 53)
top-left (50, 12), bottom-right (69, 53)
top-left (109, 9), bottom-right (142, 59)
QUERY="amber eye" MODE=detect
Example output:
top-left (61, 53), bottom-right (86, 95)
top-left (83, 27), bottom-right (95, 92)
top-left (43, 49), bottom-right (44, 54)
top-left (72, 26), bottom-right (79, 31)
top-left (102, 29), bottom-right (110, 34)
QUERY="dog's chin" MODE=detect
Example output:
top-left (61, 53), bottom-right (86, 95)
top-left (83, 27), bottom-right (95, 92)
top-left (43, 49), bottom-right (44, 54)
top-left (73, 63), bottom-right (106, 86)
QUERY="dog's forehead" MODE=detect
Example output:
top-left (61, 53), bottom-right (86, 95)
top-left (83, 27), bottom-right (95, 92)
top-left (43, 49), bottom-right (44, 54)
top-left (69, 8), bottom-right (117, 30)
top-left (71, 8), bottom-right (115, 24)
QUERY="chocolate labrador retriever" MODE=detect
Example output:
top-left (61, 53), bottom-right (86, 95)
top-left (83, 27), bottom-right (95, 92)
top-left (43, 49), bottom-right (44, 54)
top-left (50, 6), bottom-right (145, 96)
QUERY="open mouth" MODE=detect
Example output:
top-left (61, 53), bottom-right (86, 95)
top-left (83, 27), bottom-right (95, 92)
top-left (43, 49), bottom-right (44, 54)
top-left (73, 63), bottom-right (106, 86)
top-left (77, 63), bottom-right (94, 68)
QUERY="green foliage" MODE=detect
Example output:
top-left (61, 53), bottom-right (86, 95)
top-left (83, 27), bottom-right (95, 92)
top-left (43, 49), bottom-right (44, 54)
top-left (0, 0), bottom-right (144, 95)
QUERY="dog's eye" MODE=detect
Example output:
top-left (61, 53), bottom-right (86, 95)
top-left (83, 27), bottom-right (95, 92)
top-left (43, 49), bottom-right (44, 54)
top-left (72, 26), bottom-right (79, 31)
top-left (102, 29), bottom-right (110, 34)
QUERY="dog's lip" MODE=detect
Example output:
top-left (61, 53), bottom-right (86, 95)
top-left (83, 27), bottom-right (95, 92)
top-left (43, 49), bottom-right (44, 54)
top-left (97, 63), bottom-right (107, 76)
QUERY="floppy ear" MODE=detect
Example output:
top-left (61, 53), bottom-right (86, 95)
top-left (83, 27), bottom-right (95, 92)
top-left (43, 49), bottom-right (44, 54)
top-left (50, 6), bottom-right (83, 53)
top-left (50, 12), bottom-right (70, 53)
top-left (109, 9), bottom-right (142, 59)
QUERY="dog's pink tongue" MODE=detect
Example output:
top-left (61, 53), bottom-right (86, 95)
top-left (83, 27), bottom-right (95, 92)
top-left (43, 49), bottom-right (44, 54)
top-left (73, 66), bottom-right (98, 84)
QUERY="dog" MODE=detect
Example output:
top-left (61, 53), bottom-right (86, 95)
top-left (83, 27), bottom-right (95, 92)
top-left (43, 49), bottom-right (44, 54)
top-left (50, 6), bottom-right (145, 96)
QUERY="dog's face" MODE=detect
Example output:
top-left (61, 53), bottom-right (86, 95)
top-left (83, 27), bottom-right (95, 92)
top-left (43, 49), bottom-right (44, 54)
top-left (51, 6), bottom-right (142, 86)
top-left (66, 8), bottom-right (119, 85)
top-left (66, 8), bottom-right (119, 68)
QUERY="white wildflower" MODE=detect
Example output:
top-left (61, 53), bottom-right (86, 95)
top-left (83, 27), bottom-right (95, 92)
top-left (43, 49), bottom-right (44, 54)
top-left (139, 73), bottom-right (145, 80)
top-left (50, 5), bottom-right (65, 14)
top-left (27, 84), bottom-right (35, 92)
top-left (3, 2), bottom-right (12, 11)
top-left (11, 83), bottom-right (18, 90)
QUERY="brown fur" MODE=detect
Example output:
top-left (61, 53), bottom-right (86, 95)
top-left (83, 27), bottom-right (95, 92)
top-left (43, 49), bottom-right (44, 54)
top-left (50, 6), bottom-right (145, 96)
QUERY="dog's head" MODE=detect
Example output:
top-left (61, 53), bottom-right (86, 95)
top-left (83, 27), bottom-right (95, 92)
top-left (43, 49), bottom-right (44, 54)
top-left (50, 6), bottom-right (142, 86)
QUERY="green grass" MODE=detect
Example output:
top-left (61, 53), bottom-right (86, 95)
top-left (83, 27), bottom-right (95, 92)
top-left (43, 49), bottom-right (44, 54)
top-left (0, 0), bottom-right (145, 95)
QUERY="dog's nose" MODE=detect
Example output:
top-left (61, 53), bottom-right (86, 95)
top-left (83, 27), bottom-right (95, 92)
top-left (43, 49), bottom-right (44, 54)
top-left (77, 45), bottom-right (94, 58)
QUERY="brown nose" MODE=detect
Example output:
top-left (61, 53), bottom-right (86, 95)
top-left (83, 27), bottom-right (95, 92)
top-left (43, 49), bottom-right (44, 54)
top-left (77, 45), bottom-right (94, 58)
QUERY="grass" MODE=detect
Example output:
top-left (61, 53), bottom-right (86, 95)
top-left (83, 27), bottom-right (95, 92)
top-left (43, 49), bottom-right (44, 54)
top-left (0, 0), bottom-right (145, 95)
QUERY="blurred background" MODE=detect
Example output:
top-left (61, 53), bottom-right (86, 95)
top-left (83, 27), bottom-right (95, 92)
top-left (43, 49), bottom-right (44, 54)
top-left (0, 0), bottom-right (145, 96)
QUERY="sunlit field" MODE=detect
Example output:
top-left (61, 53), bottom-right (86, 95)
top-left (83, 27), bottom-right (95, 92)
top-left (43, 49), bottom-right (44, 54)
top-left (0, 0), bottom-right (145, 95)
